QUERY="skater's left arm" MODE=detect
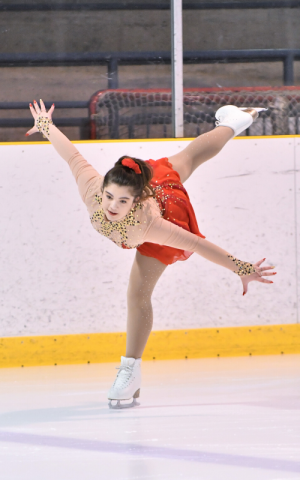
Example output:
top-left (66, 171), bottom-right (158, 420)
top-left (145, 217), bottom-right (276, 295)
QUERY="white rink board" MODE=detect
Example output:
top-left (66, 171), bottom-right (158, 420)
top-left (295, 138), bottom-right (300, 330)
top-left (0, 137), bottom-right (298, 337)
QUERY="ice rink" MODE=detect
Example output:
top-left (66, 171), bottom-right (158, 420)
top-left (0, 354), bottom-right (299, 479)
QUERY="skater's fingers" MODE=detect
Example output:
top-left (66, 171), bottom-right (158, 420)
top-left (33, 100), bottom-right (41, 114)
top-left (29, 103), bottom-right (37, 118)
top-left (40, 99), bottom-right (46, 112)
top-left (255, 258), bottom-right (266, 267)
top-left (241, 276), bottom-right (249, 296)
top-left (48, 103), bottom-right (55, 117)
top-left (260, 265), bottom-right (275, 272)
top-left (25, 126), bottom-right (38, 136)
top-left (257, 277), bottom-right (274, 284)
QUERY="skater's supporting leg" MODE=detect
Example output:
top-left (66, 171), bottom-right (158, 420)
top-left (126, 251), bottom-right (167, 359)
top-left (168, 126), bottom-right (233, 183)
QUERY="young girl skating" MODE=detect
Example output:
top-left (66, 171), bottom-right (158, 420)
top-left (26, 100), bottom-right (275, 408)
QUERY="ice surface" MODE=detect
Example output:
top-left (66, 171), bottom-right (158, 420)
top-left (0, 355), bottom-right (299, 479)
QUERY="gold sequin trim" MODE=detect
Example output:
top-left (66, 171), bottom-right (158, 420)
top-left (90, 195), bottom-right (142, 248)
top-left (227, 255), bottom-right (256, 276)
top-left (36, 116), bottom-right (53, 137)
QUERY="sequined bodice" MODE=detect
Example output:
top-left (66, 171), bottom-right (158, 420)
top-left (89, 193), bottom-right (161, 249)
top-left (44, 127), bottom-right (206, 263)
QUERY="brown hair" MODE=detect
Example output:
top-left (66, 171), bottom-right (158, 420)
top-left (103, 156), bottom-right (155, 201)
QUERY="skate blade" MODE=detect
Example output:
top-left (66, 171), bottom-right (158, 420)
top-left (108, 389), bottom-right (140, 409)
top-left (240, 107), bottom-right (268, 112)
top-left (108, 398), bottom-right (140, 409)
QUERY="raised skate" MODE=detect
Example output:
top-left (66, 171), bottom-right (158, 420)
top-left (108, 356), bottom-right (141, 409)
top-left (215, 105), bottom-right (268, 136)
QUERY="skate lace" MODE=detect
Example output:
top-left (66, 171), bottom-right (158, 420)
top-left (114, 364), bottom-right (134, 386)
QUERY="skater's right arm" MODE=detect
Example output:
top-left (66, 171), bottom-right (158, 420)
top-left (26, 100), bottom-right (102, 203)
top-left (145, 216), bottom-right (275, 295)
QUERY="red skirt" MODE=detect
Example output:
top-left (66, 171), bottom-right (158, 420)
top-left (137, 157), bottom-right (205, 265)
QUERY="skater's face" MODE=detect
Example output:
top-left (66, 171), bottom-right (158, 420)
top-left (102, 183), bottom-right (137, 221)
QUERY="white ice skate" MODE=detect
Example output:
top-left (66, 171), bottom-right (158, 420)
top-left (108, 356), bottom-right (141, 409)
top-left (215, 105), bottom-right (268, 137)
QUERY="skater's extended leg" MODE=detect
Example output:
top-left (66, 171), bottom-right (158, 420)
top-left (168, 107), bottom-right (261, 183)
top-left (168, 126), bottom-right (233, 183)
top-left (126, 251), bottom-right (167, 359)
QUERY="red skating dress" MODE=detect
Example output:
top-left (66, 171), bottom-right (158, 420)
top-left (47, 127), bottom-right (207, 266)
top-left (137, 157), bottom-right (205, 265)
top-left (41, 124), bottom-right (241, 277)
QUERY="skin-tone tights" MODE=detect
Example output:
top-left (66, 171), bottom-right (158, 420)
top-left (126, 126), bottom-right (233, 358)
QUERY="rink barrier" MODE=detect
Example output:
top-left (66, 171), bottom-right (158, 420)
top-left (0, 324), bottom-right (299, 368)
top-left (1, 133), bottom-right (300, 148)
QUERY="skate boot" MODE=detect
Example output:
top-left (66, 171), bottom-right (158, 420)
top-left (215, 105), bottom-right (268, 137)
top-left (108, 356), bottom-right (141, 409)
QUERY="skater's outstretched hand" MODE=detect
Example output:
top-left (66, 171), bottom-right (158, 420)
top-left (241, 258), bottom-right (276, 296)
top-left (26, 99), bottom-right (55, 136)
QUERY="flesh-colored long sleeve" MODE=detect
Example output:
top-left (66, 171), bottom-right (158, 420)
top-left (145, 216), bottom-right (243, 273)
top-left (46, 124), bottom-right (103, 203)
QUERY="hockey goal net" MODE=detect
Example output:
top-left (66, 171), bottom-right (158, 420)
top-left (89, 87), bottom-right (300, 140)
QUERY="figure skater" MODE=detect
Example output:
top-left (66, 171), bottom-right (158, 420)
top-left (26, 100), bottom-right (275, 409)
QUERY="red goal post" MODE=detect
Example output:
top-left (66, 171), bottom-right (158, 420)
top-left (89, 86), bottom-right (300, 140)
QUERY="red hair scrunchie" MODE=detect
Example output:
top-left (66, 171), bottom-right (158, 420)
top-left (121, 158), bottom-right (142, 174)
